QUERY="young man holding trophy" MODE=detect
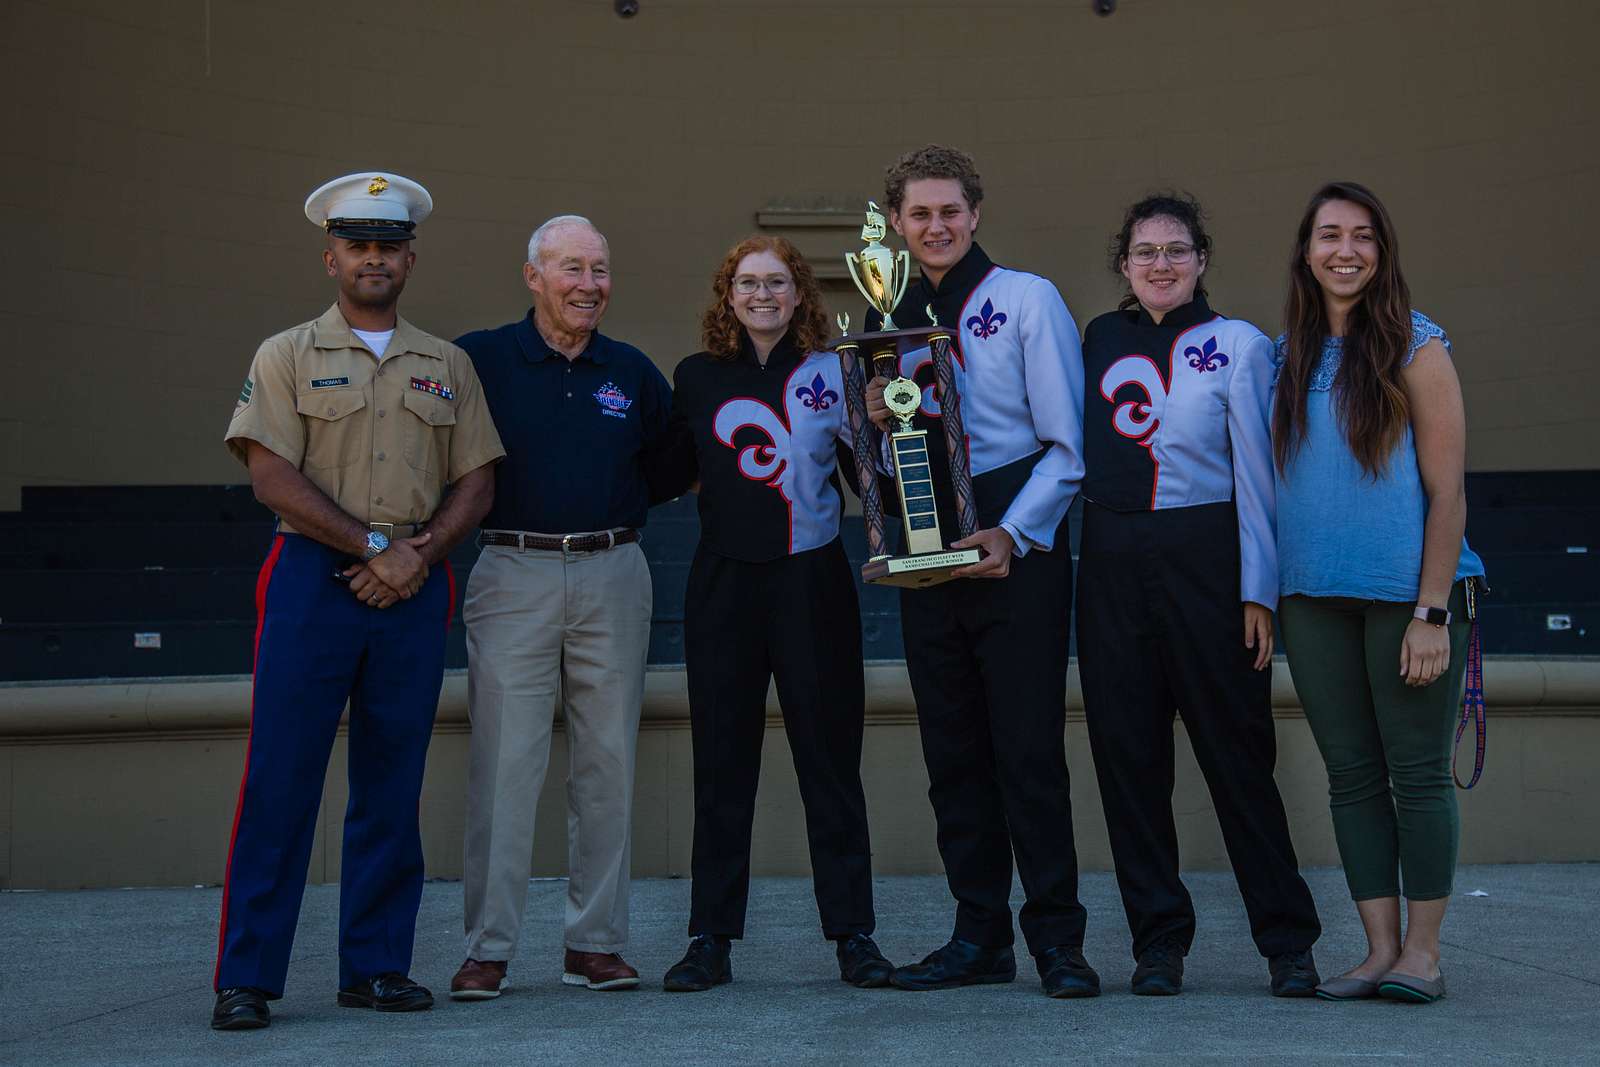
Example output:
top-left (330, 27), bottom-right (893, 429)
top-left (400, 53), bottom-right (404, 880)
top-left (846, 145), bottom-right (1097, 998)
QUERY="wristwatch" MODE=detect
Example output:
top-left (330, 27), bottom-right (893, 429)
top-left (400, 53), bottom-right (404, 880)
top-left (1412, 605), bottom-right (1451, 626)
top-left (363, 529), bottom-right (390, 560)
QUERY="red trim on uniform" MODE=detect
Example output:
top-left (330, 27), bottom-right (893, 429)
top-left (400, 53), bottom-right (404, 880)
top-left (213, 533), bottom-right (284, 990)
top-left (444, 559), bottom-right (457, 631)
top-left (1148, 335), bottom-right (1186, 510)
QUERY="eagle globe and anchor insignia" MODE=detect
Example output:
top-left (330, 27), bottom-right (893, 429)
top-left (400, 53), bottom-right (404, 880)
top-left (834, 204), bottom-right (983, 588)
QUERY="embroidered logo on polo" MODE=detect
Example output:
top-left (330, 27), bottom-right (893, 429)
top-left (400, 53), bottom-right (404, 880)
top-left (310, 376), bottom-right (350, 389)
top-left (794, 373), bottom-right (838, 412)
top-left (1185, 336), bottom-right (1228, 373)
top-left (593, 381), bottom-right (632, 419)
top-left (409, 375), bottom-right (455, 400)
top-left (966, 298), bottom-right (1007, 340)
top-left (713, 398), bottom-right (793, 495)
top-left (1101, 356), bottom-right (1168, 445)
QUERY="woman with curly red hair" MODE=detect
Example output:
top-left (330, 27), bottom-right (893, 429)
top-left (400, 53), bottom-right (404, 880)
top-left (658, 236), bottom-right (894, 993)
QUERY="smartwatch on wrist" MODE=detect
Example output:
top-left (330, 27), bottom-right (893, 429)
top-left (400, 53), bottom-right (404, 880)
top-left (1412, 605), bottom-right (1451, 626)
top-left (363, 529), bottom-right (390, 560)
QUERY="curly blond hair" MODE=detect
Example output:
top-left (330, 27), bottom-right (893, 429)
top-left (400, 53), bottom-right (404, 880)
top-left (701, 235), bottom-right (830, 360)
top-left (883, 144), bottom-right (983, 212)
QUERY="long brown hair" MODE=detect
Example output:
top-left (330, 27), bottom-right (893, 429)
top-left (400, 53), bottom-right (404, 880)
top-left (701, 235), bottom-right (829, 360)
top-left (1273, 181), bottom-right (1414, 477)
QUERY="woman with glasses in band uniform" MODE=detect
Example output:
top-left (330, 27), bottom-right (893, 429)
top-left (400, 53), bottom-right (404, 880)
top-left (655, 236), bottom-right (895, 993)
top-left (1273, 182), bottom-right (1485, 1004)
top-left (1077, 193), bottom-right (1322, 998)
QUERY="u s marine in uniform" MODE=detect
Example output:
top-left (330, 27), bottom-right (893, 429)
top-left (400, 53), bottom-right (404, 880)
top-left (210, 172), bottom-right (505, 1030)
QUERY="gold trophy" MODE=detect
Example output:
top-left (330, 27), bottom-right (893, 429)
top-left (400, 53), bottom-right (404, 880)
top-left (836, 204), bottom-right (981, 587)
top-left (843, 202), bottom-right (910, 331)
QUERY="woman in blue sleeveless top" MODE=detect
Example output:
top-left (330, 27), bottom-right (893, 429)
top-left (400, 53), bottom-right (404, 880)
top-left (1273, 182), bottom-right (1485, 1005)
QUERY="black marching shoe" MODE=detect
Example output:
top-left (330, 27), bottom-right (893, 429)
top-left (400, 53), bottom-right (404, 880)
top-left (836, 933), bottom-right (895, 988)
top-left (1131, 938), bottom-right (1185, 996)
top-left (336, 972), bottom-right (434, 1012)
top-left (1036, 946), bottom-right (1101, 999)
top-left (1268, 948), bottom-right (1321, 998)
top-left (663, 934), bottom-right (732, 992)
top-left (889, 938), bottom-right (1016, 991)
top-left (211, 987), bottom-right (270, 1030)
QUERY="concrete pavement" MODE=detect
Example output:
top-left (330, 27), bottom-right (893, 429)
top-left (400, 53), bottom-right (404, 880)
top-left (2, 865), bottom-right (1597, 1065)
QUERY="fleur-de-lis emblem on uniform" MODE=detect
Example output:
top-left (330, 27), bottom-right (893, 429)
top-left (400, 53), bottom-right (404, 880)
top-left (795, 372), bottom-right (839, 412)
top-left (1185, 335), bottom-right (1228, 373)
top-left (966, 298), bottom-right (1007, 339)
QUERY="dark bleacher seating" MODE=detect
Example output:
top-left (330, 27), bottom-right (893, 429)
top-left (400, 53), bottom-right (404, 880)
top-left (0, 474), bottom-right (1592, 683)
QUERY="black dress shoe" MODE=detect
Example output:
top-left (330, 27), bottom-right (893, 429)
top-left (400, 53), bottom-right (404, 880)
top-left (1269, 948), bottom-right (1321, 998)
top-left (1131, 938), bottom-right (1185, 996)
top-left (663, 935), bottom-right (732, 992)
top-left (336, 972), bottom-right (434, 1012)
top-left (836, 933), bottom-right (895, 988)
top-left (889, 938), bottom-right (1015, 991)
top-left (1036, 945), bottom-right (1101, 999)
top-left (211, 987), bottom-right (270, 1030)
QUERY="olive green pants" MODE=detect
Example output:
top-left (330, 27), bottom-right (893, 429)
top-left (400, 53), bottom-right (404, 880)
top-left (1278, 582), bottom-right (1470, 902)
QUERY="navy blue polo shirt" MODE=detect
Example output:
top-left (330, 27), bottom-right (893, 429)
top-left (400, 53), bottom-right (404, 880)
top-left (457, 310), bottom-right (674, 533)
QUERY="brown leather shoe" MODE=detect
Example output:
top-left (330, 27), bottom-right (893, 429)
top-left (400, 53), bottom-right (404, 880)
top-left (562, 949), bottom-right (641, 991)
top-left (449, 958), bottom-right (508, 1001)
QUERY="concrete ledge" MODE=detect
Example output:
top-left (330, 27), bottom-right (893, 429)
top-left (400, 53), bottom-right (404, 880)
top-left (2, 659), bottom-right (1596, 889)
top-left (3, 657), bottom-right (1596, 739)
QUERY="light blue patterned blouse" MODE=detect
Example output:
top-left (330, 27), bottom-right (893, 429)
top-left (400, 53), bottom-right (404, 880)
top-left (1273, 310), bottom-right (1484, 602)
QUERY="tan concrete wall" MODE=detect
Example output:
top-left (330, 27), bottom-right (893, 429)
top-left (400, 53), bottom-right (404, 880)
top-left (2, 0), bottom-right (1597, 508)
top-left (3, 660), bottom-right (1595, 890)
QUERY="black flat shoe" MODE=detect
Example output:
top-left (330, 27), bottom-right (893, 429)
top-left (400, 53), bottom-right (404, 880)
top-left (211, 987), bottom-right (270, 1030)
top-left (889, 938), bottom-right (1015, 991)
top-left (336, 972), bottom-right (434, 1012)
top-left (836, 933), bottom-right (895, 988)
top-left (1036, 945), bottom-right (1101, 999)
top-left (663, 935), bottom-right (732, 992)
top-left (1269, 949), bottom-right (1321, 998)
top-left (1131, 938), bottom-right (1185, 996)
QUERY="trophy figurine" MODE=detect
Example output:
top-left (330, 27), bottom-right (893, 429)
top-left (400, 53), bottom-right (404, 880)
top-left (836, 204), bottom-right (981, 587)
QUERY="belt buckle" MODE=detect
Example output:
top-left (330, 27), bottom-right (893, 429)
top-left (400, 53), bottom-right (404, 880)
top-left (369, 522), bottom-right (395, 540)
top-left (561, 533), bottom-right (575, 558)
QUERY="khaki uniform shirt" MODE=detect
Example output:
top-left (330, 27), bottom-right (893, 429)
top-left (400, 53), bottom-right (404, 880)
top-left (225, 304), bottom-right (505, 533)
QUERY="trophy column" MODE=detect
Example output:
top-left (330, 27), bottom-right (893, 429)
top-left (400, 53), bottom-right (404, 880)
top-left (929, 331), bottom-right (980, 542)
top-left (837, 336), bottom-right (888, 561)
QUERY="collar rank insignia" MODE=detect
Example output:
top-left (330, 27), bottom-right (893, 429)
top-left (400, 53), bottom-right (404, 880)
top-left (410, 375), bottom-right (454, 400)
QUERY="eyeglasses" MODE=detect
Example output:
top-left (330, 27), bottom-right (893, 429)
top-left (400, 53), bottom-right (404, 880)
top-left (732, 275), bottom-right (792, 296)
top-left (1128, 243), bottom-right (1195, 266)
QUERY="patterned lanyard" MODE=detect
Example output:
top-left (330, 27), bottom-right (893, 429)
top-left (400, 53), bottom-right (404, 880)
top-left (1452, 577), bottom-right (1486, 789)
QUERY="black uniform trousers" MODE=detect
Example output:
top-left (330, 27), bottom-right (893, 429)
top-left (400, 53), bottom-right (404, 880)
top-left (1077, 500), bottom-right (1321, 960)
top-left (901, 529), bottom-right (1087, 955)
top-left (684, 538), bottom-right (875, 940)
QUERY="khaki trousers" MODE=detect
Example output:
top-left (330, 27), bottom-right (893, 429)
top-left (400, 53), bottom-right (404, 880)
top-left (462, 540), bottom-right (651, 959)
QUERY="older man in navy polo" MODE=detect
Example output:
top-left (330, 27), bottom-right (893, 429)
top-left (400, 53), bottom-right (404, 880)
top-left (450, 215), bottom-right (675, 999)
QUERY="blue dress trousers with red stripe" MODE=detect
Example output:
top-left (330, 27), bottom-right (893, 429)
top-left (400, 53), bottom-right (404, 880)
top-left (213, 533), bottom-right (454, 996)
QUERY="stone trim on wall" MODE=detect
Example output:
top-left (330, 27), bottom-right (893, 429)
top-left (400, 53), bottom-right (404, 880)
top-left (2, 658), bottom-right (1596, 741)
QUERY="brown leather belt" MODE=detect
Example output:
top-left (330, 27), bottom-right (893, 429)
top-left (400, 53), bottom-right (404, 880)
top-left (479, 528), bottom-right (640, 553)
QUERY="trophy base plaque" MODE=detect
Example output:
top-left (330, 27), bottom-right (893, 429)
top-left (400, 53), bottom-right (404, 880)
top-left (861, 547), bottom-right (982, 588)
